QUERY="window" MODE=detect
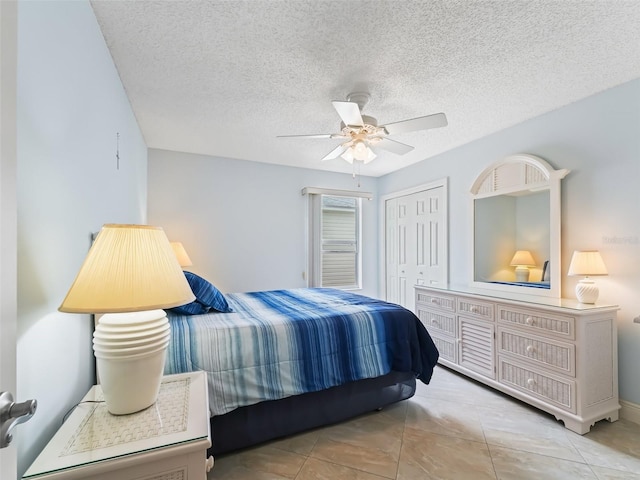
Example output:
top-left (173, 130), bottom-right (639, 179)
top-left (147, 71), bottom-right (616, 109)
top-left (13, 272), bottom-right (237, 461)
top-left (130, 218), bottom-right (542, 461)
top-left (305, 188), bottom-right (370, 290)
top-left (320, 195), bottom-right (360, 288)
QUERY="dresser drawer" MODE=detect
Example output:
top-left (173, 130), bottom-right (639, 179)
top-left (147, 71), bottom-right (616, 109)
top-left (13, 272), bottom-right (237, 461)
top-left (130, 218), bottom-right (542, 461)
top-left (498, 305), bottom-right (575, 340)
top-left (499, 357), bottom-right (576, 413)
top-left (416, 290), bottom-right (456, 313)
top-left (417, 308), bottom-right (457, 336)
top-left (498, 327), bottom-right (575, 376)
top-left (457, 297), bottom-right (494, 321)
top-left (430, 333), bottom-right (458, 363)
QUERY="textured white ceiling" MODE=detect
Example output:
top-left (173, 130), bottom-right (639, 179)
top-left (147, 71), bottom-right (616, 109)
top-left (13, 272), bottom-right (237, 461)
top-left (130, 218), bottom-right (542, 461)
top-left (90, 0), bottom-right (640, 177)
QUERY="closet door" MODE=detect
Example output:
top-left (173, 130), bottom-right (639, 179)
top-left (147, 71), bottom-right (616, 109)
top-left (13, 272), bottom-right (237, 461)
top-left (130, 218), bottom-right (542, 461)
top-left (396, 193), bottom-right (415, 309)
top-left (422, 187), bottom-right (446, 288)
top-left (386, 185), bottom-right (446, 311)
top-left (385, 198), bottom-right (398, 304)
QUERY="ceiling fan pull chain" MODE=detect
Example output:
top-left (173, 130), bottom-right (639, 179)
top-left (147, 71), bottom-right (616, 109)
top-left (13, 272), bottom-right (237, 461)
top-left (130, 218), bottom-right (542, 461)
top-left (352, 161), bottom-right (362, 188)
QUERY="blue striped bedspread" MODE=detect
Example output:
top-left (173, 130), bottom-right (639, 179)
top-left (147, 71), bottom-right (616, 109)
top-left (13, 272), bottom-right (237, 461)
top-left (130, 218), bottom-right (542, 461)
top-left (165, 288), bottom-right (439, 416)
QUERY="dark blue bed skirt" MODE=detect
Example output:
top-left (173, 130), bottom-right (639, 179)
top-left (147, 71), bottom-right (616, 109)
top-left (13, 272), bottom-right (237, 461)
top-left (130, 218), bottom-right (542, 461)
top-left (209, 370), bottom-right (416, 455)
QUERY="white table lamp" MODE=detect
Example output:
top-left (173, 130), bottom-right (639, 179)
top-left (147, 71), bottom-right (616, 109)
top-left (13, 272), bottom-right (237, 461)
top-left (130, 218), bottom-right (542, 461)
top-left (510, 250), bottom-right (536, 282)
top-left (171, 241), bottom-right (193, 268)
top-left (59, 224), bottom-right (195, 415)
top-left (567, 250), bottom-right (608, 304)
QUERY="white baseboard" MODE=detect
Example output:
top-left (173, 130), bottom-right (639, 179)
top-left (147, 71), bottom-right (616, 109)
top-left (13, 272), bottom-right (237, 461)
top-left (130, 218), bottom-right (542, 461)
top-left (620, 399), bottom-right (640, 425)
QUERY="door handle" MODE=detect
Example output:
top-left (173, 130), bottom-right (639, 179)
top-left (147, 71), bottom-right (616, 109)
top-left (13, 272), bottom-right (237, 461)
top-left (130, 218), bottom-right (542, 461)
top-left (1, 391), bottom-right (37, 448)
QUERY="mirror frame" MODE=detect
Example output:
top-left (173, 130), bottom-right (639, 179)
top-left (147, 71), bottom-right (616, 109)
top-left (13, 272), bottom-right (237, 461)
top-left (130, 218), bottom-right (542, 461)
top-left (469, 154), bottom-right (569, 298)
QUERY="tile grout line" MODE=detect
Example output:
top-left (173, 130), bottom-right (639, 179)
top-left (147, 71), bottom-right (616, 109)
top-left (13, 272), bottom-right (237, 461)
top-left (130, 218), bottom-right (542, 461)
top-left (476, 404), bottom-right (500, 480)
top-left (562, 427), bottom-right (592, 467)
top-left (395, 401), bottom-right (410, 480)
top-left (287, 430), bottom-right (321, 479)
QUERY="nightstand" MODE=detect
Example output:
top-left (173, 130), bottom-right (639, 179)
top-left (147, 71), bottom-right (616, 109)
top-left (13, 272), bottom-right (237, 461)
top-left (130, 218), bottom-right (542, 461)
top-left (23, 371), bottom-right (213, 480)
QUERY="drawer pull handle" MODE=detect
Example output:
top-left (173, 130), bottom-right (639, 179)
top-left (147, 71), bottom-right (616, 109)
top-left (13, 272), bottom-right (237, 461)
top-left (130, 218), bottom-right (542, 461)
top-left (526, 345), bottom-right (535, 354)
top-left (430, 318), bottom-right (439, 326)
top-left (430, 298), bottom-right (440, 305)
top-left (525, 317), bottom-right (534, 326)
top-left (527, 378), bottom-right (536, 387)
top-left (470, 306), bottom-right (479, 314)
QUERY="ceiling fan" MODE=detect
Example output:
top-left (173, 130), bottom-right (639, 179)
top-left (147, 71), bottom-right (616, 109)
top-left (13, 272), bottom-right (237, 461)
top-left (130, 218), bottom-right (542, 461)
top-left (278, 92), bottom-right (448, 164)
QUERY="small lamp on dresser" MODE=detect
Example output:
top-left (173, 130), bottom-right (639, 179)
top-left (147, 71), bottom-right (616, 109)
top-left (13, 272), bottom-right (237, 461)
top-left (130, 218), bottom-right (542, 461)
top-left (510, 250), bottom-right (536, 282)
top-left (59, 224), bottom-right (195, 415)
top-left (567, 250), bottom-right (608, 304)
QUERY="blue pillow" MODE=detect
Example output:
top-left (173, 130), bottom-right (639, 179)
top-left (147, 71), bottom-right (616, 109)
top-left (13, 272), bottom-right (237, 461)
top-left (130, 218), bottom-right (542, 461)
top-left (169, 271), bottom-right (232, 315)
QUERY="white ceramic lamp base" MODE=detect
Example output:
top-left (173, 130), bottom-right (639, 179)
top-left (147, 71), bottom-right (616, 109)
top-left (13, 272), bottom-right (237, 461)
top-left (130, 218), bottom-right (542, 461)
top-left (575, 278), bottom-right (599, 304)
top-left (514, 266), bottom-right (530, 282)
top-left (93, 309), bottom-right (170, 415)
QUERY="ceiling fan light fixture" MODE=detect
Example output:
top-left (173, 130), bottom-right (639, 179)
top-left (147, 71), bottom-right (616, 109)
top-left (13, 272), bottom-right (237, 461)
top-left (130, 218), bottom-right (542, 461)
top-left (340, 140), bottom-right (376, 164)
top-left (354, 140), bottom-right (368, 157)
top-left (362, 148), bottom-right (377, 164)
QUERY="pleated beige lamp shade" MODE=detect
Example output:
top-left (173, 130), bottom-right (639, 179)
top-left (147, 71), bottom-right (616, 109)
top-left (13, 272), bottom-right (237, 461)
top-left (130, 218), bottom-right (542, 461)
top-left (567, 250), bottom-right (608, 277)
top-left (170, 241), bottom-right (193, 268)
top-left (59, 224), bottom-right (195, 313)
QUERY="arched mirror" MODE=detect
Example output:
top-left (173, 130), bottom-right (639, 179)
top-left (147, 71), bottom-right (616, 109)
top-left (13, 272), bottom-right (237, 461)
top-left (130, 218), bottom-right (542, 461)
top-left (470, 154), bottom-right (569, 298)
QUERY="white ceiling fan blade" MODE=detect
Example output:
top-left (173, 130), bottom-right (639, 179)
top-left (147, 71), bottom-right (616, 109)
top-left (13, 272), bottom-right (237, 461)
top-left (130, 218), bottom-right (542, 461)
top-left (373, 137), bottom-right (414, 155)
top-left (382, 112), bottom-right (448, 135)
top-left (332, 101), bottom-right (364, 127)
top-left (277, 133), bottom-right (334, 139)
top-left (321, 143), bottom-right (350, 161)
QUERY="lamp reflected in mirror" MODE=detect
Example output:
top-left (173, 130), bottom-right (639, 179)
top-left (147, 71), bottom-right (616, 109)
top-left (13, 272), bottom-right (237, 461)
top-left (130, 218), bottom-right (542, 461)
top-left (510, 250), bottom-right (536, 282)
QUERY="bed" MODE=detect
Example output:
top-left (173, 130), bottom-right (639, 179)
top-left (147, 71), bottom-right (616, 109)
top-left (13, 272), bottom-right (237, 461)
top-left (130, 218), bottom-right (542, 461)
top-left (164, 281), bottom-right (439, 454)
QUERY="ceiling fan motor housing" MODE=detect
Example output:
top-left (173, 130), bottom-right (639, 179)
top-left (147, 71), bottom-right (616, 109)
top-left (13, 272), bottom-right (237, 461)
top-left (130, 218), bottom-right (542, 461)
top-left (339, 114), bottom-right (378, 131)
top-left (346, 92), bottom-right (371, 111)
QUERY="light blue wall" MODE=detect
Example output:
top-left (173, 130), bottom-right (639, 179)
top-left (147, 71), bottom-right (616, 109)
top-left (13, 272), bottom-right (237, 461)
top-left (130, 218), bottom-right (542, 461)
top-left (379, 78), bottom-right (640, 405)
top-left (16, 1), bottom-right (147, 475)
top-left (147, 149), bottom-right (379, 297)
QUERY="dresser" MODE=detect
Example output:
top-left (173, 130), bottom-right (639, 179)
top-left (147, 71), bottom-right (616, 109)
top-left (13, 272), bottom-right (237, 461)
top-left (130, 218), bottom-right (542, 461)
top-left (23, 371), bottom-right (213, 480)
top-left (415, 285), bottom-right (619, 434)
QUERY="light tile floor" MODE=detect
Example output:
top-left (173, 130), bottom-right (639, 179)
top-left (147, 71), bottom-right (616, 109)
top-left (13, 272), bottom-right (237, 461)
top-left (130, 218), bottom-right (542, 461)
top-left (208, 366), bottom-right (640, 479)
